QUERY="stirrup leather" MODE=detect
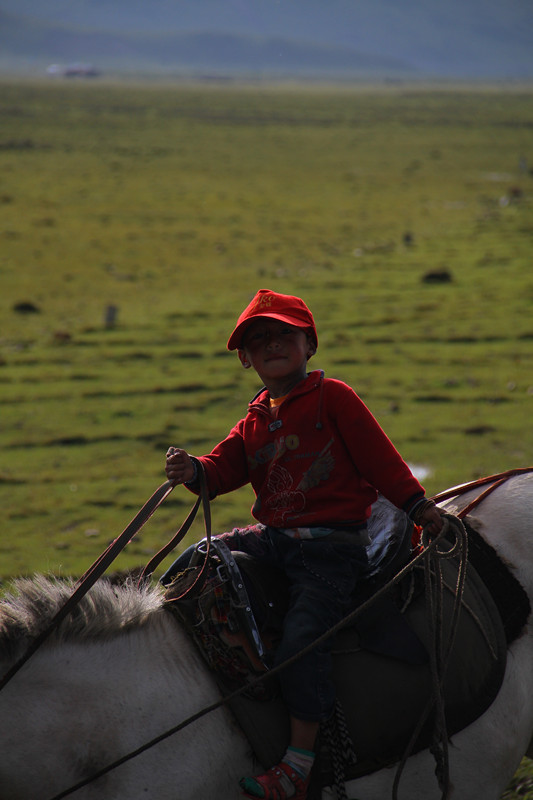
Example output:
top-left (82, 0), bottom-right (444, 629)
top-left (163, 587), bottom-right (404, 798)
top-left (240, 761), bottom-right (310, 800)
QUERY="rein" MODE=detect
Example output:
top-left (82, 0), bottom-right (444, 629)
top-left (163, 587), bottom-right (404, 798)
top-left (431, 466), bottom-right (533, 517)
top-left (138, 465), bottom-right (212, 594)
top-left (0, 469), bottom-right (210, 694)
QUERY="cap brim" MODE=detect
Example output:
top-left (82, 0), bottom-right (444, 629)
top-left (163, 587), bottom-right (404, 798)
top-left (227, 312), bottom-right (314, 350)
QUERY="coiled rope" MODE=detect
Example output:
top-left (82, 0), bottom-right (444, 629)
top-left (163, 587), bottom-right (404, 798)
top-left (391, 514), bottom-right (469, 800)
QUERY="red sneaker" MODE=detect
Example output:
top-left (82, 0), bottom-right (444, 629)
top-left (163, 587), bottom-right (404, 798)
top-left (240, 761), bottom-right (310, 799)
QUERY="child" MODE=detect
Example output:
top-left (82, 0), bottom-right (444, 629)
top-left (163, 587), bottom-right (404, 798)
top-left (164, 289), bottom-right (443, 800)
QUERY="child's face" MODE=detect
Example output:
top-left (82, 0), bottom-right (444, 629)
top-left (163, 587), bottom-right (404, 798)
top-left (238, 318), bottom-right (316, 392)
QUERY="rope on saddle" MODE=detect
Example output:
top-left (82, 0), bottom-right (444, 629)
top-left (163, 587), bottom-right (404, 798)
top-left (392, 513), bottom-right (469, 800)
top-left (320, 700), bottom-right (357, 800)
top-left (321, 514), bottom-right (468, 800)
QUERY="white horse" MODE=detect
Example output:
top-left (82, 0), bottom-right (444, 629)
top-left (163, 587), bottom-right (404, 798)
top-left (0, 470), bottom-right (532, 800)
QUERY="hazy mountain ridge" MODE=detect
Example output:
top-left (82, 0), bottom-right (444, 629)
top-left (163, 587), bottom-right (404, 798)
top-left (0, 11), bottom-right (417, 76)
top-left (1, 0), bottom-right (532, 78)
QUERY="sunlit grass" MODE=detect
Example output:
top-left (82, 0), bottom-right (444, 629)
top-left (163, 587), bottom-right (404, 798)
top-left (1, 79), bottom-right (532, 575)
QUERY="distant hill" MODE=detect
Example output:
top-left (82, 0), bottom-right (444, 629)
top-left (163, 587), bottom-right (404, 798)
top-left (0, 11), bottom-right (416, 77)
top-left (1, 0), bottom-right (532, 79)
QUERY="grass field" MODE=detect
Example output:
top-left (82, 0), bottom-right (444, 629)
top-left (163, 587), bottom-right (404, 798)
top-left (1, 77), bottom-right (533, 797)
top-left (2, 79), bottom-right (532, 577)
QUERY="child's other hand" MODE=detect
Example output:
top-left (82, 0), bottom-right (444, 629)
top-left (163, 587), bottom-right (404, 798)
top-left (165, 447), bottom-right (196, 485)
top-left (419, 503), bottom-right (445, 535)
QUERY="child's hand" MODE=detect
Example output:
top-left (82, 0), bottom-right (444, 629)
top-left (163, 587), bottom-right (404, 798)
top-left (165, 447), bottom-right (196, 485)
top-left (418, 503), bottom-right (445, 535)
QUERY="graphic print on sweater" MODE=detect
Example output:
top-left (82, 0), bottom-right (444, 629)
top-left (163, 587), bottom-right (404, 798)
top-left (265, 439), bottom-right (335, 526)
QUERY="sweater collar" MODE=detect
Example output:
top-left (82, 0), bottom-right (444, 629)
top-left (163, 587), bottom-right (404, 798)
top-left (248, 370), bottom-right (325, 429)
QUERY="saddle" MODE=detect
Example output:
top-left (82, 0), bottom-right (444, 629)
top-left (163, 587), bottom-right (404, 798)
top-left (164, 499), bottom-right (530, 789)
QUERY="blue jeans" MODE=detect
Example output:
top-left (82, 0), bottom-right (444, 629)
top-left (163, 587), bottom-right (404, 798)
top-left (161, 525), bottom-right (369, 722)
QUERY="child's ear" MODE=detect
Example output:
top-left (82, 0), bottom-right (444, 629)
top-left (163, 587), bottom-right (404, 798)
top-left (238, 349), bottom-right (251, 369)
top-left (306, 338), bottom-right (317, 360)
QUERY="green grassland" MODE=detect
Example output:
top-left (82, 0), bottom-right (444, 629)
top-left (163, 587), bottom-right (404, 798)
top-left (1, 79), bottom-right (533, 797)
top-left (1, 80), bottom-right (532, 582)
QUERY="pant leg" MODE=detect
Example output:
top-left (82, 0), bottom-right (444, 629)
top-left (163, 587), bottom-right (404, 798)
top-left (272, 533), bottom-right (369, 721)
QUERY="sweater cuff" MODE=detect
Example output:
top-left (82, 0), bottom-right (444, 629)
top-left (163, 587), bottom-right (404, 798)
top-left (404, 493), bottom-right (426, 520)
top-left (184, 457), bottom-right (218, 500)
top-left (183, 457), bottom-right (199, 487)
top-left (408, 496), bottom-right (438, 525)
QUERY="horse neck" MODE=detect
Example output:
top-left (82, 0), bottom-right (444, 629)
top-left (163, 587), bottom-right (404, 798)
top-left (0, 608), bottom-right (218, 715)
top-left (0, 608), bottom-right (252, 799)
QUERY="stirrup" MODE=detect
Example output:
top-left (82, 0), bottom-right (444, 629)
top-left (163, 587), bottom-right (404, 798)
top-left (240, 761), bottom-right (310, 800)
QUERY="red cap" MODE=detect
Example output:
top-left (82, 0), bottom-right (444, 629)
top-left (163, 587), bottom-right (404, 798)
top-left (227, 289), bottom-right (318, 351)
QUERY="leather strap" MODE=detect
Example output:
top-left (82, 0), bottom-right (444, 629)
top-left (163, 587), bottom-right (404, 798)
top-left (139, 464), bottom-right (211, 583)
top-left (0, 476), bottom-right (190, 692)
top-left (431, 466), bottom-right (533, 518)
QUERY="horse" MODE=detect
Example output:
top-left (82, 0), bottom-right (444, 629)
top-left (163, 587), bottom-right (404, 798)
top-left (0, 469), bottom-right (532, 800)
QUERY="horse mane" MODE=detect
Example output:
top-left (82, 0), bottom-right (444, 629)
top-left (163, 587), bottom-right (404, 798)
top-left (0, 575), bottom-right (166, 659)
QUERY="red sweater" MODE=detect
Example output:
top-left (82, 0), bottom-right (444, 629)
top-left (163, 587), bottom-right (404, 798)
top-left (195, 370), bottom-right (424, 529)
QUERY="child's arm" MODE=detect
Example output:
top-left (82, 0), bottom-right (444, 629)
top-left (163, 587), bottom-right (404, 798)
top-left (328, 381), bottom-right (444, 536)
top-left (166, 420), bottom-right (249, 497)
top-left (165, 447), bottom-right (196, 485)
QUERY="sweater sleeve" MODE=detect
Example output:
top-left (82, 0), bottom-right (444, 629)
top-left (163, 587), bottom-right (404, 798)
top-left (329, 381), bottom-right (425, 511)
top-left (192, 418), bottom-right (250, 498)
